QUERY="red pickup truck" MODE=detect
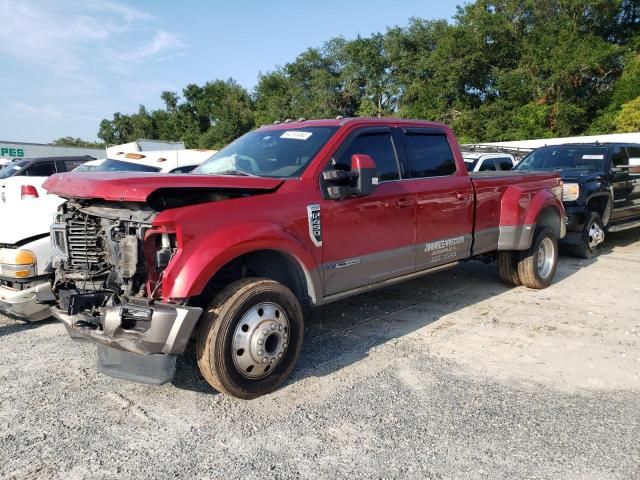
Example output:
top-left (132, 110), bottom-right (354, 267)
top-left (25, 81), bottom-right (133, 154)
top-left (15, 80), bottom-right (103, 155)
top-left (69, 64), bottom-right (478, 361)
top-left (44, 118), bottom-right (565, 398)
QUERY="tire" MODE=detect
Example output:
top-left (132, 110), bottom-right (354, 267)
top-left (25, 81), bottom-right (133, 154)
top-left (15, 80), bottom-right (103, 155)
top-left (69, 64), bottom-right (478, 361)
top-left (497, 251), bottom-right (521, 286)
top-left (516, 227), bottom-right (558, 289)
top-left (196, 278), bottom-right (304, 399)
top-left (568, 211), bottom-right (605, 259)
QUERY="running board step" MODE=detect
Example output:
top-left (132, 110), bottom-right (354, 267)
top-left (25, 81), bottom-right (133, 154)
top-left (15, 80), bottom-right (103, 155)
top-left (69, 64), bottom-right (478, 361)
top-left (608, 219), bottom-right (640, 232)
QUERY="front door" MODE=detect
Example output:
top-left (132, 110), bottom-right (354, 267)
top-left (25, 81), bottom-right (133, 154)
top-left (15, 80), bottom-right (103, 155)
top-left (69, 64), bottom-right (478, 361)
top-left (320, 128), bottom-right (416, 296)
top-left (610, 145), bottom-right (640, 222)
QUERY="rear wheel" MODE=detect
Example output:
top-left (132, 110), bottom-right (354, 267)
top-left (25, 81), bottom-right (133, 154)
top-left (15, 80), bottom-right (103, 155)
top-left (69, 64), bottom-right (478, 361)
top-left (517, 227), bottom-right (558, 289)
top-left (196, 278), bottom-right (304, 399)
top-left (568, 211), bottom-right (605, 259)
top-left (497, 251), bottom-right (521, 286)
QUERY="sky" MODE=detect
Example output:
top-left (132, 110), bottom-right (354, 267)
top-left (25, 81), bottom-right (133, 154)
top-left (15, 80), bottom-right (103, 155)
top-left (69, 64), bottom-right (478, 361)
top-left (0, 0), bottom-right (461, 143)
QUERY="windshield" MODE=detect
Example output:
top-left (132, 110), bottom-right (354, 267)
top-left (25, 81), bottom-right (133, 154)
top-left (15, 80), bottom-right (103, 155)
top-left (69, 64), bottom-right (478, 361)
top-left (194, 126), bottom-right (338, 178)
top-left (0, 160), bottom-right (28, 179)
top-left (75, 159), bottom-right (161, 173)
top-left (515, 146), bottom-right (608, 172)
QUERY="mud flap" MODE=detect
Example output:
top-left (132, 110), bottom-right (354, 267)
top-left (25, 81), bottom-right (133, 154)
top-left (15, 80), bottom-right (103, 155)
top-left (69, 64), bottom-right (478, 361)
top-left (96, 345), bottom-right (176, 385)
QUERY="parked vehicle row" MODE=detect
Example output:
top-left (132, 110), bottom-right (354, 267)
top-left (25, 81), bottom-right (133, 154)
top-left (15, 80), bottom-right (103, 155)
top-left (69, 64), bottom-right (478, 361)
top-left (1, 118), bottom-right (638, 400)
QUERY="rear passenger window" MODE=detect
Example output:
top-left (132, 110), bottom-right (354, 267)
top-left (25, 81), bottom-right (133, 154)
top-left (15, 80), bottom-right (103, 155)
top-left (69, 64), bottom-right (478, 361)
top-left (479, 159), bottom-right (496, 171)
top-left (62, 159), bottom-right (87, 172)
top-left (336, 132), bottom-right (400, 182)
top-left (22, 161), bottom-right (56, 176)
top-left (495, 157), bottom-right (513, 171)
top-left (403, 133), bottom-right (456, 178)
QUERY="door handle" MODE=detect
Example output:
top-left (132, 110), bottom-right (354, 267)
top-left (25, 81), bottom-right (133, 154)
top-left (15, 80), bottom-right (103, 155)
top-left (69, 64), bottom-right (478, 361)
top-left (395, 198), bottom-right (416, 208)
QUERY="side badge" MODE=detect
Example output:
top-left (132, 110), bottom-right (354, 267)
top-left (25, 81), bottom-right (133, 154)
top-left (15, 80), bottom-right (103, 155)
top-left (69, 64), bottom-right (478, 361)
top-left (307, 204), bottom-right (322, 247)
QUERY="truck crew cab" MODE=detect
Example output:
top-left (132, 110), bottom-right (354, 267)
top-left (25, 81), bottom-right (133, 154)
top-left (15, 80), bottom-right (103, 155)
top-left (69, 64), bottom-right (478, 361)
top-left (44, 118), bottom-right (565, 399)
top-left (514, 143), bottom-right (640, 257)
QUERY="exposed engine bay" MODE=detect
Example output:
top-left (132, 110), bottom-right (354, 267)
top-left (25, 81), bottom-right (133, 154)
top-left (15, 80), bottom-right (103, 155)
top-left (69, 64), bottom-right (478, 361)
top-left (51, 201), bottom-right (164, 322)
top-left (50, 186), bottom-right (275, 326)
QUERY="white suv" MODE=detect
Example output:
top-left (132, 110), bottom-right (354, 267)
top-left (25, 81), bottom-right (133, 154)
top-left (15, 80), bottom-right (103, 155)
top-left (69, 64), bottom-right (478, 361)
top-left (462, 152), bottom-right (516, 172)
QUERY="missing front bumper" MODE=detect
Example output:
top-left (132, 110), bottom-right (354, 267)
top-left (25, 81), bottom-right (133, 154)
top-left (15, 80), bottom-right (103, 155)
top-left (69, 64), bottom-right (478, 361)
top-left (52, 295), bottom-right (203, 355)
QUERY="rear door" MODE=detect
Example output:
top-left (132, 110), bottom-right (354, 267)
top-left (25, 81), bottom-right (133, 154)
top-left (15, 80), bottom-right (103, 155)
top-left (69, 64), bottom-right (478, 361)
top-left (320, 127), bottom-right (416, 296)
top-left (396, 128), bottom-right (474, 270)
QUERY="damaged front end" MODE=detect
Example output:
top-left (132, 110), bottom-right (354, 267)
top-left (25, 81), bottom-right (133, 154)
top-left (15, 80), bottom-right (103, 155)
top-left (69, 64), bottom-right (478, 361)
top-left (50, 200), bottom-right (202, 384)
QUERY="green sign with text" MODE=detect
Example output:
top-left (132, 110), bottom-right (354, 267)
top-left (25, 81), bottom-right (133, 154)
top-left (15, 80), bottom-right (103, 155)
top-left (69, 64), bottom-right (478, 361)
top-left (0, 147), bottom-right (25, 157)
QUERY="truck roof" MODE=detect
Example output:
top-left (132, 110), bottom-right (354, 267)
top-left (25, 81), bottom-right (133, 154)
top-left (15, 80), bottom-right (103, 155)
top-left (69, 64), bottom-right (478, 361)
top-left (258, 117), bottom-right (448, 131)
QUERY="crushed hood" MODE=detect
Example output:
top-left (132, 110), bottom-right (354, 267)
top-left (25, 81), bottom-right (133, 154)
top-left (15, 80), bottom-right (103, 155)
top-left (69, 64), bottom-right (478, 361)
top-left (43, 172), bottom-right (284, 202)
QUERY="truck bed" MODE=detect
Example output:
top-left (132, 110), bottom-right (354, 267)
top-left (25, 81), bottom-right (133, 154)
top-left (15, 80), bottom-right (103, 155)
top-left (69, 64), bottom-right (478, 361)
top-left (469, 171), bottom-right (562, 255)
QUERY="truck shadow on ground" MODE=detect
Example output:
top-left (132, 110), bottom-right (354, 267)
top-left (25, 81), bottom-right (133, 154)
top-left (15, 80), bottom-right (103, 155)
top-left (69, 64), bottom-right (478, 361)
top-left (0, 316), bottom-right (56, 339)
top-left (172, 229), bottom-right (639, 394)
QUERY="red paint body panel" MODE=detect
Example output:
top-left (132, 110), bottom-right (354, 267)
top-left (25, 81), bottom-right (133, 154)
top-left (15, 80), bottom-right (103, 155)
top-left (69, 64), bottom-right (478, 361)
top-left (45, 118), bottom-right (565, 304)
top-left (43, 171), bottom-right (283, 201)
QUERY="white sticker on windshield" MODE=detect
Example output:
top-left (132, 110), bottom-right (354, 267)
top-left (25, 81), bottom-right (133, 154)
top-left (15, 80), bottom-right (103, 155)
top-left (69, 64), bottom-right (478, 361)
top-left (582, 154), bottom-right (604, 160)
top-left (281, 131), bottom-right (313, 140)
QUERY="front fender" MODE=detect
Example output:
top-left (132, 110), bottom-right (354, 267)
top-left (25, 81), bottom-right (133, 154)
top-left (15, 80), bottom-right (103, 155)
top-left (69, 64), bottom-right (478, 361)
top-left (161, 221), bottom-right (321, 302)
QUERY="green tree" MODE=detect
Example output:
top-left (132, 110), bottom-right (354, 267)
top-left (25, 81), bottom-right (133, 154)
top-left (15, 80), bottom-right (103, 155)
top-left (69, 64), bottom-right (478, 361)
top-left (51, 137), bottom-right (104, 148)
top-left (615, 96), bottom-right (640, 132)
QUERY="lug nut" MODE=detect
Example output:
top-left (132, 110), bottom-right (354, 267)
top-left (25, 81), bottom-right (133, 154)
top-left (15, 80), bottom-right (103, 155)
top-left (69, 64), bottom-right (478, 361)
top-left (279, 325), bottom-right (283, 331)
top-left (262, 329), bottom-right (268, 335)
top-left (271, 324), bottom-right (276, 330)
top-left (278, 353), bottom-right (283, 358)
top-left (262, 358), bottom-right (268, 363)
top-left (257, 339), bottom-right (264, 345)
top-left (258, 350), bottom-right (263, 356)
top-left (283, 343), bottom-right (288, 349)
top-left (270, 358), bottom-right (274, 364)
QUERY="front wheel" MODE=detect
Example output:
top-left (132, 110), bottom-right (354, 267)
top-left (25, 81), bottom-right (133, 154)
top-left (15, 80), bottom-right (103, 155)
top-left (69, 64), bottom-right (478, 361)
top-left (568, 211), bottom-right (605, 259)
top-left (196, 278), bottom-right (304, 399)
top-left (517, 227), bottom-right (559, 289)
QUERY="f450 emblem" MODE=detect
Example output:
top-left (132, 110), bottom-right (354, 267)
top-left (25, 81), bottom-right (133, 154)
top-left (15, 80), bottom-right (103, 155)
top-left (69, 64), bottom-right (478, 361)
top-left (307, 204), bottom-right (322, 247)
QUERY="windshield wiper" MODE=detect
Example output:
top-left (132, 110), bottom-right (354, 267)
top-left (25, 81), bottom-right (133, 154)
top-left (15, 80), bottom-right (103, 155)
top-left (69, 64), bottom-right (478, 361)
top-left (213, 169), bottom-right (258, 177)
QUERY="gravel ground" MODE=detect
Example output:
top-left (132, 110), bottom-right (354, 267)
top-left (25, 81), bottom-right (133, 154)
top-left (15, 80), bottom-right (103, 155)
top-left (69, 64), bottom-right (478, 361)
top-left (1, 231), bottom-right (639, 479)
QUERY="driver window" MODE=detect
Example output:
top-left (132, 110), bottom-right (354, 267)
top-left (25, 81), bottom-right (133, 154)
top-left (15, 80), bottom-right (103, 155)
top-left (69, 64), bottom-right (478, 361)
top-left (611, 146), bottom-right (628, 168)
top-left (334, 132), bottom-right (400, 182)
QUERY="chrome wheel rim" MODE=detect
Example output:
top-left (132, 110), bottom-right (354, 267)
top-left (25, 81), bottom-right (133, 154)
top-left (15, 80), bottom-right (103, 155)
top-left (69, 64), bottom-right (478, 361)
top-left (587, 222), bottom-right (605, 249)
top-left (537, 237), bottom-right (555, 279)
top-left (232, 302), bottom-right (289, 379)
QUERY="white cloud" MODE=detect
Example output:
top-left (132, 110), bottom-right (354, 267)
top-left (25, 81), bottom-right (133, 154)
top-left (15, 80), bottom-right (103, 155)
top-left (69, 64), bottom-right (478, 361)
top-left (0, 0), bottom-right (183, 74)
top-left (113, 31), bottom-right (184, 63)
top-left (12, 101), bottom-right (63, 120)
top-left (0, 0), bottom-right (185, 142)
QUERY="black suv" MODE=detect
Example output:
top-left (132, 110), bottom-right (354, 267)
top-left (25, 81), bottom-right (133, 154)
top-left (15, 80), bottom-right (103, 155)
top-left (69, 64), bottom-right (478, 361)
top-left (514, 143), bottom-right (640, 257)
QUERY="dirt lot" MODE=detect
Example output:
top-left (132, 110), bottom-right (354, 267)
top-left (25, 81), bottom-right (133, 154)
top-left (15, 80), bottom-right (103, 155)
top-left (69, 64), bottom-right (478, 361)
top-left (1, 231), bottom-right (639, 479)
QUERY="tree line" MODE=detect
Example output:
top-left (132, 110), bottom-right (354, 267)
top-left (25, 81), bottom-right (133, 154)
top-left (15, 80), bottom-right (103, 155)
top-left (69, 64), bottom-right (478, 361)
top-left (94, 0), bottom-right (640, 148)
